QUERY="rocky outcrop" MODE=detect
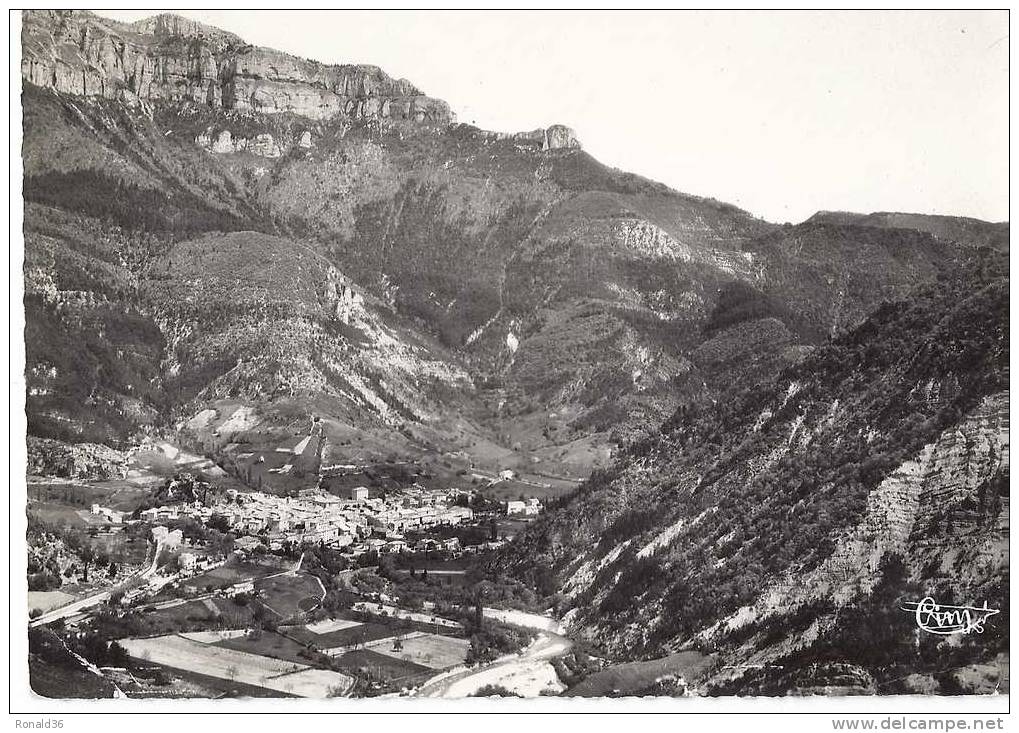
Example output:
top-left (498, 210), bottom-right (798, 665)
top-left (196, 128), bottom-right (282, 157)
top-left (543, 124), bottom-right (581, 150)
top-left (487, 124), bottom-right (582, 151)
top-left (21, 10), bottom-right (452, 124)
top-left (22, 10), bottom-right (229, 105)
top-left (27, 436), bottom-right (128, 479)
top-left (324, 266), bottom-right (365, 324)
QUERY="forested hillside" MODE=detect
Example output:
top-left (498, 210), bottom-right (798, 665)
top-left (498, 250), bottom-right (1008, 694)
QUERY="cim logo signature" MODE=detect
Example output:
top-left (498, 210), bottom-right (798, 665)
top-left (900, 597), bottom-right (1000, 635)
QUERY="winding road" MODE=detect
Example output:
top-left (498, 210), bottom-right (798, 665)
top-left (29, 540), bottom-right (164, 628)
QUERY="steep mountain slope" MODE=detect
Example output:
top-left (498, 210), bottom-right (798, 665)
top-left (745, 222), bottom-right (956, 339)
top-left (145, 229), bottom-right (473, 424)
top-left (498, 251), bottom-right (1008, 693)
top-left (21, 10), bottom-right (1004, 489)
top-left (24, 204), bottom-right (167, 444)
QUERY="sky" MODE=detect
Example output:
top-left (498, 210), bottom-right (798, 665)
top-left (98, 10), bottom-right (1009, 223)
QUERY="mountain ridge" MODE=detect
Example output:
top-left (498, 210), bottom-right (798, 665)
top-left (22, 9), bottom-right (1006, 460)
top-left (20, 9), bottom-right (1010, 697)
top-left (807, 210), bottom-right (1008, 253)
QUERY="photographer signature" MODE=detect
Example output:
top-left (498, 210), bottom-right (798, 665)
top-left (900, 597), bottom-right (1000, 635)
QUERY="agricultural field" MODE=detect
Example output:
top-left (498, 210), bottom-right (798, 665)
top-left (28, 590), bottom-right (75, 615)
top-left (131, 597), bottom-right (257, 635)
top-left (179, 558), bottom-right (284, 593)
top-left (352, 602), bottom-right (465, 630)
top-left (107, 665), bottom-right (297, 699)
top-left (26, 501), bottom-right (92, 528)
top-left (334, 649), bottom-right (432, 684)
top-left (564, 651), bottom-right (712, 697)
top-left (120, 633), bottom-right (353, 697)
top-left (216, 630), bottom-right (318, 667)
top-left (363, 631), bottom-right (469, 670)
top-left (283, 618), bottom-right (397, 649)
top-left (477, 478), bottom-right (571, 503)
top-left (255, 572), bottom-right (324, 618)
top-left (304, 617), bottom-right (362, 634)
top-left (28, 480), bottom-right (150, 514)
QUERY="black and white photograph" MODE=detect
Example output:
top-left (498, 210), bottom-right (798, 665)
top-left (9, 7), bottom-right (1010, 720)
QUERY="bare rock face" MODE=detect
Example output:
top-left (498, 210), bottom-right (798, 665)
top-left (27, 436), bottom-right (128, 480)
top-left (543, 124), bottom-right (580, 150)
top-left (482, 124), bottom-right (583, 152)
top-left (21, 10), bottom-right (453, 125)
top-left (196, 128), bottom-right (283, 157)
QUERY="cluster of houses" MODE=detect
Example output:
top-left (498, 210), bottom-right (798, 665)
top-left (90, 503), bottom-right (126, 524)
top-left (133, 484), bottom-right (480, 555)
top-left (91, 474), bottom-right (543, 576)
top-left (506, 498), bottom-right (543, 516)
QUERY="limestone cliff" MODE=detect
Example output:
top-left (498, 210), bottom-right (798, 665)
top-left (21, 10), bottom-right (452, 123)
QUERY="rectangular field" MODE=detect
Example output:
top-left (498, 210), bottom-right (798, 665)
top-left (333, 649), bottom-right (432, 683)
top-left (304, 618), bottom-right (362, 634)
top-left (362, 632), bottom-right (469, 670)
top-left (120, 634), bottom-right (352, 698)
top-left (216, 631), bottom-right (316, 666)
top-left (283, 619), bottom-right (392, 649)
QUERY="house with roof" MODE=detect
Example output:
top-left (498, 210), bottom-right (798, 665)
top-left (234, 536), bottom-right (263, 553)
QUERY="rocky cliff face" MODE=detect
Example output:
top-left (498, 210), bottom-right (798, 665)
top-left (21, 10), bottom-right (452, 123)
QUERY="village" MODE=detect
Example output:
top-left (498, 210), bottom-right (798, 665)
top-left (30, 463), bottom-right (546, 623)
top-left (26, 410), bottom-right (569, 700)
top-left (118, 478), bottom-right (541, 562)
top-left (27, 465), bottom-right (570, 699)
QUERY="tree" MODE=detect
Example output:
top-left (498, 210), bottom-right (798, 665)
top-left (79, 544), bottom-right (97, 582)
